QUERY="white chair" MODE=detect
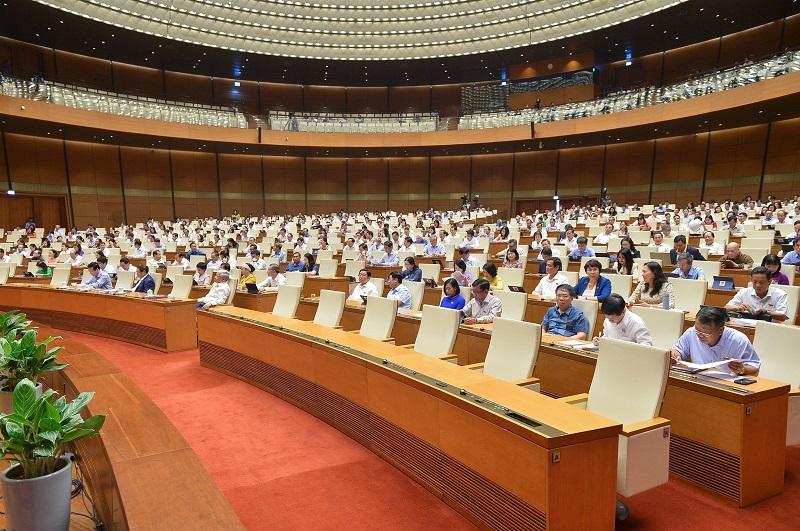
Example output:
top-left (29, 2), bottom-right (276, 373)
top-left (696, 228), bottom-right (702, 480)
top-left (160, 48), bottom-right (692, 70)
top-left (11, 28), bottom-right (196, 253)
top-left (558, 338), bottom-right (671, 501)
top-left (0, 266), bottom-right (10, 286)
top-left (284, 271), bottom-right (306, 289)
top-left (224, 277), bottom-right (238, 305)
top-left (341, 250), bottom-right (359, 262)
top-left (271, 285), bottom-right (302, 318)
top-left (498, 267), bottom-right (525, 290)
top-left (419, 263), bottom-right (441, 282)
top-left (464, 318), bottom-right (542, 391)
top-left (150, 272), bottom-right (163, 294)
top-left (170, 274), bottom-right (193, 299)
top-left (312, 289), bottom-right (346, 328)
top-left (774, 284), bottom-right (800, 325)
top-left (357, 296), bottom-right (398, 341)
top-left (253, 269), bottom-right (269, 285)
top-left (753, 322), bottom-right (800, 445)
top-left (406, 305), bottom-right (460, 357)
top-left (166, 265), bottom-right (184, 282)
top-left (189, 254), bottom-right (205, 268)
top-left (114, 270), bottom-right (135, 290)
top-left (80, 269), bottom-right (92, 284)
top-left (580, 256), bottom-right (610, 270)
top-left (668, 277), bottom-right (707, 314)
top-left (492, 290), bottom-right (527, 321)
top-left (604, 273), bottom-right (633, 299)
top-left (403, 279), bottom-right (424, 311)
top-left (572, 298), bottom-right (599, 339)
top-left (26, 262), bottom-right (40, 274)
top-left (369, 277), bottom-right (386, 296)
top-left (561, 271), bottom-right (579, 285)
top-left (343, 260), bottom-right (363, 279)
top-left (629, 306), bottom-right (684, 351)
top-left (317, 259), bottom-right (338, 277)
top-left (693, 260), bottom-right (721, 280)
top-left (782, 265), bottom-right (796, 285)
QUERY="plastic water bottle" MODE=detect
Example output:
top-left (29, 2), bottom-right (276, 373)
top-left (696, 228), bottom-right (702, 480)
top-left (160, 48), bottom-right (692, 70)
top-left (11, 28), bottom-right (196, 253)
top-left (662, 293), bottom-right (669, 310)
top-left (147, 289), bottom-right (153, 297)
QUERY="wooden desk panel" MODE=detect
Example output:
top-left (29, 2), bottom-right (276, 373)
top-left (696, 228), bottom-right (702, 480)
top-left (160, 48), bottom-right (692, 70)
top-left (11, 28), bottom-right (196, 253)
top-left (197, 307), bottom-right (620, 530)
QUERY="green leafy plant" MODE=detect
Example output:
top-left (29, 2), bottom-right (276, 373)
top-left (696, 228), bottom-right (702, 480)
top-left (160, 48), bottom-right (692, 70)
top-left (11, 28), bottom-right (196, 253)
top-left (0, 329), bottom-right (67, 392)
top-left (0, 310), bottom-right (32, 339)
top-left (0, 379), bottom-right (105, 479)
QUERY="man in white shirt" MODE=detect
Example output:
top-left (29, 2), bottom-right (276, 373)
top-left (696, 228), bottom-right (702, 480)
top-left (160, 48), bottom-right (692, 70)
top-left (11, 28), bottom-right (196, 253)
top-left (594, 294), bottom-right (652, 345)
top-left (206, 250), bottom-right (222, 270)
top-left (172, 252), bottom-right (191, 271)
top-left (462, 279), bottom-right (503, 324)
top-left (257, 263), bottom-right (287, 291)
top-left (0, 249), bottom-right (9, 263)
top-left (540, 239), bottom-right (561, 257)
top-left (592, 224), bottom-right (617, 245)
top-left (533, 257), bottom-right (569, 298)
top-left (65, 250), bottom-right (84, 266)
top-left (197, 271), bottom-right (231, 309)
top-left (699, 231), bottom-right (724, 255)
top-left (461, 230), bottom-right (480, 249)
top-left (648, 231), bottom-right (671, 253)
top-left (130, 240), bottom-right (147, 258)
top-left (347, 268), bottom-right (380, 301)
top-left (342, 238), bottom-right (358, 253)
top-left (147, 250), bottom-right (167, 269)
top-left (725, 267), bottom-right (789, 322)
top-left (250, 250), bottom-right (268, 270)
top-left (422, 235), bottom-right (445, 257)
top-left (559, 228), bottom-right (579, 251)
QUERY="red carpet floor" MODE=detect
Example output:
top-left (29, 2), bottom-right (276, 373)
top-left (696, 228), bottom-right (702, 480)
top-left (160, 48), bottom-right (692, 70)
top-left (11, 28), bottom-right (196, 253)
top-left (66, 332), bottom-right (799, 530)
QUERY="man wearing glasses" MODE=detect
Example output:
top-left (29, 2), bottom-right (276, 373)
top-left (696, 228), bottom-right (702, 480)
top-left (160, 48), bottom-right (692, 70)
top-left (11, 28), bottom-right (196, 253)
top-left (461, 279), bottom-right (502, 325)
top-left (541, 284), bottom-right (590, 340)
top-left (671, 306), bottom-right (760, 376)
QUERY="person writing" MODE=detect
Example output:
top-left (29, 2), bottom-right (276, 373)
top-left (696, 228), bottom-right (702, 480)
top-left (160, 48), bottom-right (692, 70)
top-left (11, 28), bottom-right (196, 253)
top-left (541, 284), bottom-right (590, 340)
top-left (593, 294), bottom-right (652, 345)
top-left (627, 261), bottom-right (675, 309)
top-left (34, 260), bottom-right (52, 277)
top-left (575, 259), bottom-right (611, 302)
top-left (440, 278), bottom-right (466, 311)
top-left (461, 278), bottom-right (502, 324)
top-left (400, 256), bottom-right (422, 282)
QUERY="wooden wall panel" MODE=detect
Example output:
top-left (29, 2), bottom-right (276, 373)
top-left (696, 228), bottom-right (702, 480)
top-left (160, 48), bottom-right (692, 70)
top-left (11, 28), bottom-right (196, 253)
top-left (261, 83), bottom-right (303, 113)
top-left (171, 151), bottom-right (218, 219)
top-left (652, 134), bottom-right (707, 207)
top-left (112, 63), bottom-right (164, 99)
top-left (471, 153), bottom-right (514, 212)
top-left (556, 145), bottom-right (604, 199)
top-left (307, 156), bottom-right (346, 213)
top-left (604, 141), bottom-right (653, 205)
top-left (164, 71), bottom-right (213, 106)
top-left (346, 87), bottom-right (388, 114)
top-left (219, 153), bottom-right (262, 217)
top-left (514, 150), bottom-right (558, 200)
top-left (214, 78), bottom-right (259, 114)
top-left (661, 39), bottom-right (719, 84)
top-left (263, 155), bottom-right (305, 214)
top-left (704, 125), bottom-right (767, 201)
top-left (348, 157), bottom-right (388, 213)
top-left (54, 51), bottom-right (112, 90)
top-left (764, 118), bottom-right (800, 198)
top-left (431, 84), bottom-right (461, 118)
top-left (389, 157), bottom-right (428, 213)
top-left (389, 86), bottom-right (430, 113)
top-left (304, 86), bottom-right (346, 114)
top-left (783, 13), bottom-right (800, 48)
top-left (65, 142), bottom-right (123, 228)
top-left (719, 22), bottom-right (783, 67)
top-left (430, 155), bottom-right (469, 212)
top-left (4, 134), bottom-right (67, 191)
top-left (120, 146), bottom-right (173, 223)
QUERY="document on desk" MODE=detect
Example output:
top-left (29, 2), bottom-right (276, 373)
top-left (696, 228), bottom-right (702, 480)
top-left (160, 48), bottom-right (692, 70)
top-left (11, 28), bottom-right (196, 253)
top-left (558, 340), bottom-right (586, 347)
top-left (697, 370), bottom-right (740, 382)
top-left (572, 343), bottom-right (599, 351)
top-left (674, 359), bottom-right (737, 371)
top-left (731, 318), bottom-right (758, 327)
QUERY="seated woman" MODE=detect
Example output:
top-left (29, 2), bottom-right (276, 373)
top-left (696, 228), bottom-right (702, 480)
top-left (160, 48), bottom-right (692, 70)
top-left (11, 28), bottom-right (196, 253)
top-left (627, 261), bottom-right (675, 309)
top-left (45, 249), bottom-right (60, 266)
top-left (400, 256), bottom-right (422, 282)
top-left (482, 262), bottom-right (503, 291)
top-left (439, 278), bottom-right (466, 311)
top-left (451, 258), bottom-right (473, 287)
top-left (617, 221), bottom-right (630, 238)
top-left (34, 260), bottom-right (52, 277)
top-left (528, 231), bottom-right (543, 252)
top-left (303, 253), bottom-right (319, 276)
top-left (193, 262), bottom-right (211, 287)
top-left (614, 248), bottom-right (639, 278)
top-left (635, 213), bottom-right (651, 230)
top-left (762, 254), bottom-right (790, 285)
top-left (502, 248), bottom-right (524, 269)
top-left (574, 259), bottom-right (611, 302)
top-left (238, 263), bottom-right (257, 287)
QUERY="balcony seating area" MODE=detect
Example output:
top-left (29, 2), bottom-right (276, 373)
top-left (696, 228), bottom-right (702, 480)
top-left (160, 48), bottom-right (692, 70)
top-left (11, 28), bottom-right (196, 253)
top-left (268, 111), bottom-right (439, 133)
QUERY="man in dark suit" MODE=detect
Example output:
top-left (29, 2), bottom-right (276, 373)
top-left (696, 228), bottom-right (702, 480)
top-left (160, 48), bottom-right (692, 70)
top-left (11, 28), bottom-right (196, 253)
top-left (669, 234), bottom-right (706, 265)
top-left (133, 265), bottom-right (156, 293)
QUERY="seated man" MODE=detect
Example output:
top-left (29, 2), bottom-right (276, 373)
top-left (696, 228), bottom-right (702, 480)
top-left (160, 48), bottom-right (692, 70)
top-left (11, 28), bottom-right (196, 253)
top-left (197, 270), bottom-right (231, 310)
top-left (96, 255), bottom-right (116, 276)
top-left (648, 231), bottom-right (671, 253)
top-left (206, 250), bottom-right (222, 269)
top-left (699, 231), bottom-right (724, 255)
top-left (133, 265), bottom-right (156, 293)
top-left (386, 271), bottom-right (411, 310)
top-left (720, 242), bottom-right (754, 270)
top-left (724, 266), bottom-right (789, 322)
top-left (256, 263), bottom-right (287, 292)
top-left (117, 256), bottom-right (133, 274)
top-left (671, 305), bottom-right (760, 376)
top-left (781, 238), bottom-right (800, 270)
top-left (537, 247), bottom-right (553, 274)
top-left (348, 268), bottom-right (380, 301)
top-left (147, 250), bottom-right (167, 269)
top-left (269, 243), bottom-right (286, 263)
top-left (284, 251), bottom-right (305, 273)
top-left (461, 278), bottom-right (502, 325)
top-left (594, 294), bottom-right (652, 345)
top-left (250, 250), bottom-right (268, 270)
top-left (172, 252), bottom-right (191, 271)
top-left (592, 223), bottom-right (617, 245)
top-left (371, 241), bottom-right (399, 266)
top-left (725, 215), bottom-right (747, 237)
top-left (533, 257), bottom-right (568, 298)
top-left (670, 234), bottom-right (705, 264)
top-left (458, 246), bottom-right (478, 267)
top-left (675, 253), bottom-right (705, 280)
top-left (422, 235), bottom-right (445, 257)
top-left (187, 242), bottom-right (205, 257)
top-left (541, 284), bottom-right (590, 340)
top-left (82, 261), bottom-right (112, 289)
top-left (568, 236), bottom-right (595, 258)
top-left (65, 249), bottom-right (84, 266)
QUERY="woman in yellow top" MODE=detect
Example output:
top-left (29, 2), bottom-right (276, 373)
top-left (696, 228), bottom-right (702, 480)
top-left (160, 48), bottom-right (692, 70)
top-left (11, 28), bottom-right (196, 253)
top-left (482, 262), bottom-right (503, 291)
top-left (238, 263), bottom-right (257, 287)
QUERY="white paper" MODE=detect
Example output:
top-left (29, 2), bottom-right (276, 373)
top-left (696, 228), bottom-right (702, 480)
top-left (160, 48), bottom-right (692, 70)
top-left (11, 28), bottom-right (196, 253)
top-left (674, 359), bottom-right (737, 371)
top-left (731, 318), bottom-right (759, 327)
top-left (558, 340), bottom-right (586, 347)
top-left (573, 343), bottom-right (600, 351)
top-left (697, 370), bottom-right (740, 382)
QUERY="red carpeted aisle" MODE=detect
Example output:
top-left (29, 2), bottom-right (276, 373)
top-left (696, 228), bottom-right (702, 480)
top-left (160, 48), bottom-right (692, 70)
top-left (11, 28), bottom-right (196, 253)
top-left (66, 332), bottom-right (799, 530)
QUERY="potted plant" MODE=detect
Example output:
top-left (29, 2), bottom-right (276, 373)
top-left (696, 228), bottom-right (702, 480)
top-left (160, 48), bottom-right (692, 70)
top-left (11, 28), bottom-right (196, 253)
top-left (0, 328), bottom-right (67, 414)
top-left (0, 310), bottom-right (32, 338)
top-left (0, 378), bottom-right (105, 531)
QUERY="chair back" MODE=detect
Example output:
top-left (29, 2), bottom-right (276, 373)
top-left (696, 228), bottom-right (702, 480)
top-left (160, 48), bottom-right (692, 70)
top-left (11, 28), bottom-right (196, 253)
top-left (150, 272), bottom-right (163, 294)
top-left (471, 253), bottom-right (488, 268)
top-left (313, 289), bottom-right (346, 328)
top-left (668, 277), bottom-right (707, 313)
top-left (419, 263), bottom-right (441, 282)
top-left (783, 265), bottom-right (796, 285)
top-left (81, 269), bottom-right (92, 284)
top-left (170, 274), bottom-right (194, 299)
top-left (317, 259), bottom-right (338, 277)
top-left (466, 265), bottom-right (480, 281)
top-left (561, 270), bottom-right (579, 286)
top-left (26, 262), bottom-right (39, 274)
top-left (369, 277), bottom-right (386, 296)
top-left (316, 250), bottom-right (335, 261)
top-left (629, 306), bottom-right (683, 351)
top-left (370, 250), bottom-right (386, 261)
top-left (166, 265), bottom-right (184, 281)
top-left (413, 305), bottom-right (460, 357)
top-left (398, 251), bottom-right (416, 263)
top-left (693, 260), bottom-right (721, 280)
top-left (498, 267), bottom-right (525, 290)
top-left (272, 285), bottom-right (302, 318)
top-left (754, 321), bottom-right (800, 387)
top-left (580, 256), bottom-right (610, 270)
top-left (774, 284), bottom-right (800, 325)
top-left (359, 296), bottom-right (398, 340)
top-left (343, 260), bottom-right (363, 278)
top-left (285, 271), bottom-right (306, 288)
top-left (571, 298), bottom-right (598, 339)
top-left (587, 338), bottom-right (670, 426)
top-left (604, 273), bottom-right (633, 299)
top-left (483, 319), bottom-right (542, 381)
top-left (0, 266), bottom-right (10, 286)
top-left (253, 269), bottom-right (269, 284)
top-left (341, 250), bottom-right (359, 262)
top-left (114, 270), bottom-right (135, 289)
top-left (492, 290), bottom-right (527, 321)
top-left (189, 254), bottom-right (205, 268)
top-left (403, 279), bottom-right (425, 311)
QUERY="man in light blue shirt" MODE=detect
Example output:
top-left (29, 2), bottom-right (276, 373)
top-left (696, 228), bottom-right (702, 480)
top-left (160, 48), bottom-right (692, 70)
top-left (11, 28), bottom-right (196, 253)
top-left (568, 237), bottom-right (595, 258)
top-left (371, 241), bottom-right (399, 266)
top-left (422, 235), bottom-right (445, 257)
top-left (269, 243), bottom-right (287, 263)
top-left (386, 272), bottom-right (411, 310)
top-left (676, 253), bottom-right (705, 280)
top-left (781, 239), bottom-right (800, 268)
top-left (671, 306), bottom-right (760, 376)
top-left (83, 261), bottom-right (112, 290)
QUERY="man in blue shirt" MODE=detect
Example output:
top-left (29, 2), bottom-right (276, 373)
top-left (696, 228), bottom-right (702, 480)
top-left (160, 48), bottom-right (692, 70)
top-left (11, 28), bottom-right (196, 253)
top-left (568, 236), bottom-right (596, 258)
top-left (541, 285), bottom-right (590, 340)
top-left (269, 243), bottom-right (287, 263)
top-left (781, 239), bottom-right (800, 269)
top-left (371, 241), bottom-right (399, 267)
top-left (386, 272), bottom-right (412, 310)
top-left (83, 261), bottom-right (112, 289)
top-left (187, 242), bottom-right (205, 257)
top-left (676, 253), bottom-right (705, 280)
top-left (284, 251), bottom-right (305, 273)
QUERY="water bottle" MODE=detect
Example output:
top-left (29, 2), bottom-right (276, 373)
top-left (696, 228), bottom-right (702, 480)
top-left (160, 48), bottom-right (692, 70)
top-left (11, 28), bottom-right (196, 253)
top-left (147, 289), bottom-right (153, 297)
top-left (662, 293), bottom-right (669, 310)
